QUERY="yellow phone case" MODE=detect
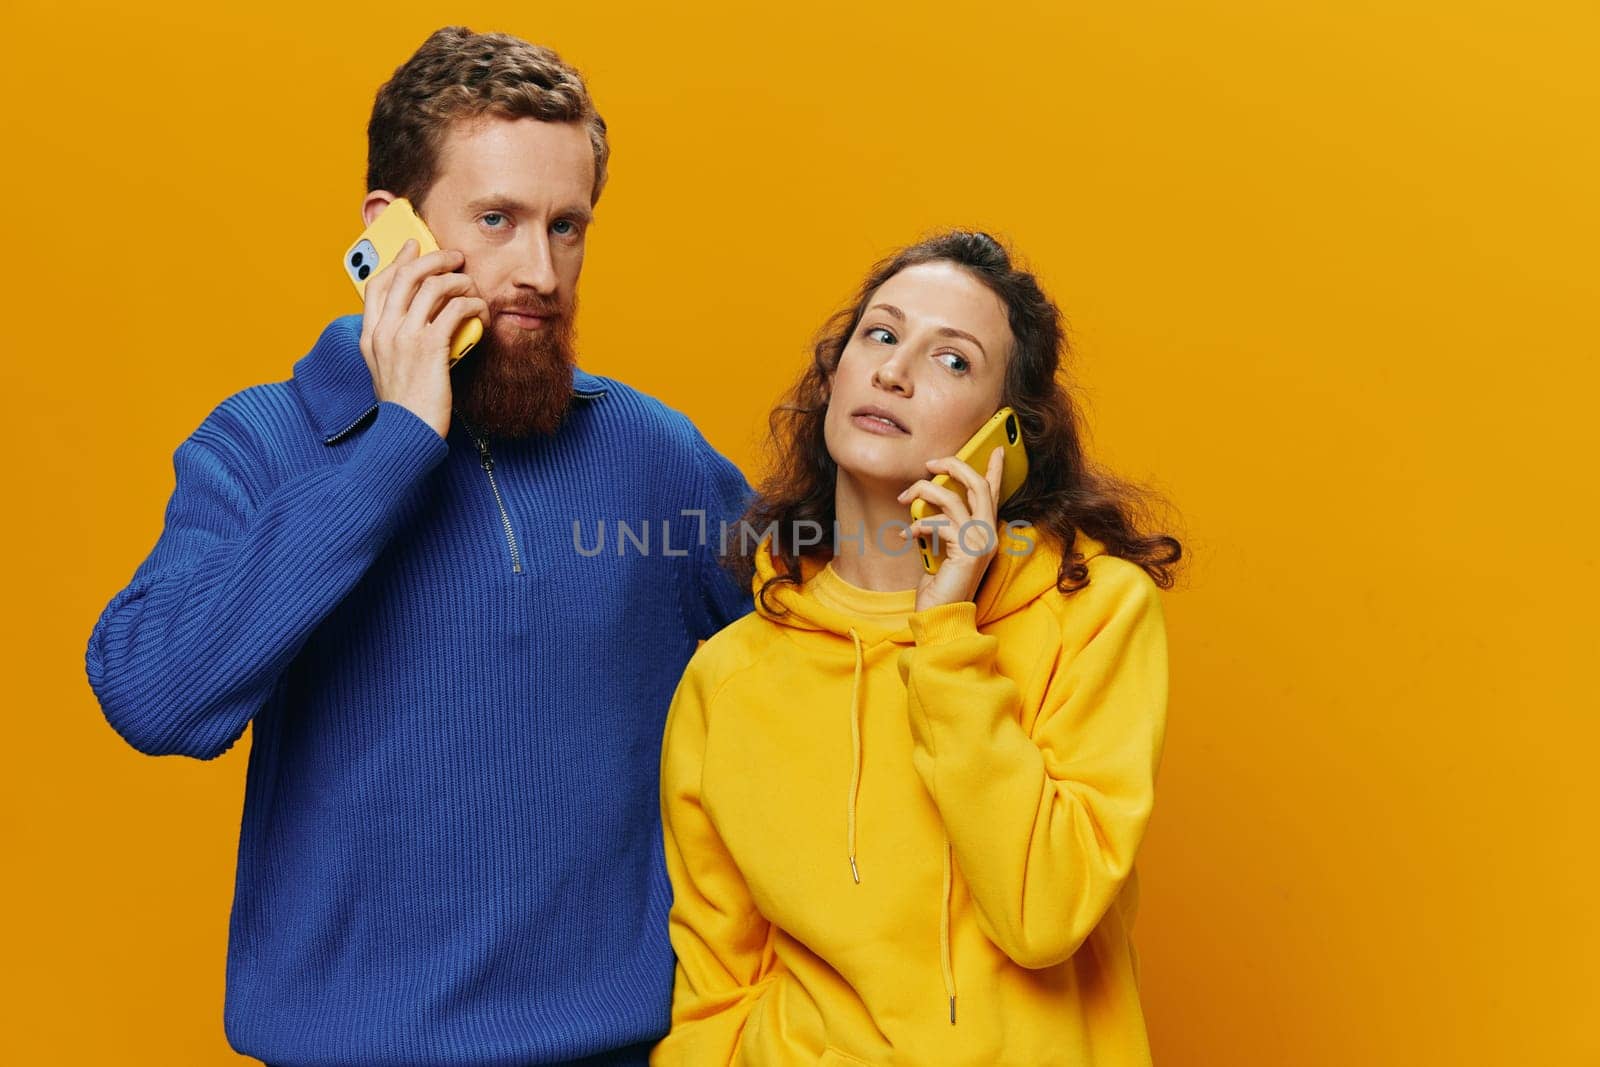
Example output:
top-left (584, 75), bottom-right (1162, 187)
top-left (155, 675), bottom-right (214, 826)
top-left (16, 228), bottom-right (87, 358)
top-left (342, 197), bottom-right (483, 366)
top-left (909, 406), bottom-right (1030, 574)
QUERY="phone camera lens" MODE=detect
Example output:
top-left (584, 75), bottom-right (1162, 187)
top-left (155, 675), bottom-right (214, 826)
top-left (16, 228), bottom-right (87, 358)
top-left (358, 264), bottom-right (371, 280)
top-left (350, 251), bottom-right (364, 267)
top-left (1005, 414), bottom-right (1018, 443)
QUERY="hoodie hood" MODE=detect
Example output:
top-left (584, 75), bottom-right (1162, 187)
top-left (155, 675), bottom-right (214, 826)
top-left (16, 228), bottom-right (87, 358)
top-left (752, 522), bottom-right (1105, 637)
top-left (745, 522), bottom-right (1108, 1025)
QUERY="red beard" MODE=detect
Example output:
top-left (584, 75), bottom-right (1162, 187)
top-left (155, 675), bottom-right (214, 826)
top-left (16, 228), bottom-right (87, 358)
top-left (450, 303), bottom-right (578, 440)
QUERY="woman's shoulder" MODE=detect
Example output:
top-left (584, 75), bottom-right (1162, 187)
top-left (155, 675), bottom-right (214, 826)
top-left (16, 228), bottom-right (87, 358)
top-left (682, 607), bottom-right (791, 691)
top-left (996, 527), bottom-right (1160, 615)
top-left (1038, 549), bottom-right (1168, 645)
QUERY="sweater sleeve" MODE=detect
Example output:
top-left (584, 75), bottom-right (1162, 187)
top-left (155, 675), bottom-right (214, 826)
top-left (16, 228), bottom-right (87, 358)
top-left (652, 655), bottom-right (775, 1065)
top-left (682, 433), bottom-right (756, 641)
top-left (84, 400), bottom-right (449, 759)
top-left (895, 561), bottom-right (1169, 969)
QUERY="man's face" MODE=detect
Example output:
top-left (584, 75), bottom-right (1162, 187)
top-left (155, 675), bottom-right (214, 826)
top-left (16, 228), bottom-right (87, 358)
top-left (367, 114), bottom-right (597, 438)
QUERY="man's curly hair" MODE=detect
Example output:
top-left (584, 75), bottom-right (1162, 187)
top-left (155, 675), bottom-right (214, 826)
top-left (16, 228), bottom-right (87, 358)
top-left (366, 26), bottom-right (609, 209)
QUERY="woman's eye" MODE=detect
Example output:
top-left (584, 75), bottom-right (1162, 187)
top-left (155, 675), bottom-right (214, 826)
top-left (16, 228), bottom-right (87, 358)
top-left (865, 326), bottom-right (895, 344)
top-left (937, 352), bottom-right (971, 374)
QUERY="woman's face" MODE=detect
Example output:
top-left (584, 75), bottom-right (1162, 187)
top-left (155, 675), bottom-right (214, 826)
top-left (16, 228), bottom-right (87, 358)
top-left (824, 260), bottom-right (1013, 492)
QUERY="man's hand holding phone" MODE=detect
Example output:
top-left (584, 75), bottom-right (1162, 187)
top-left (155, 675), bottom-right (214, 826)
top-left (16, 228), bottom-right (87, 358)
top-left (357, 238), bottom-right (488, 441)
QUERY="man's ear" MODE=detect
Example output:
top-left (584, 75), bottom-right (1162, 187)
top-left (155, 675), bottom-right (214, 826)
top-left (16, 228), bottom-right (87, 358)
top-left (361, 190), bottom-right (398, 227)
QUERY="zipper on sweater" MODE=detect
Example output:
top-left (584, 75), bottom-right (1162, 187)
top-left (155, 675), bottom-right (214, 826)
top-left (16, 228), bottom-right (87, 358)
top-left (325, 403), bottom-right (379, 445)
top-left (456, 411), bottom-right (524, 574)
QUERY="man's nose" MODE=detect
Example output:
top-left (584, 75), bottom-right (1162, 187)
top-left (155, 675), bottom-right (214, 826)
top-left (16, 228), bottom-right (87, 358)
top-left (512, 232), bottom-right (559, 294)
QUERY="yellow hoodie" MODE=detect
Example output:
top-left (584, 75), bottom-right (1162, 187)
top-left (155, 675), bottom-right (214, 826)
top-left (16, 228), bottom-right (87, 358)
top-left (652, 525), bottom-right (1169, 1066)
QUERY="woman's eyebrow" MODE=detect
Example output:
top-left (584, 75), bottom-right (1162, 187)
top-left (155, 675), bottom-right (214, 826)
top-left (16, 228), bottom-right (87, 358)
top-left (867, 303), bottom-right (987, 360)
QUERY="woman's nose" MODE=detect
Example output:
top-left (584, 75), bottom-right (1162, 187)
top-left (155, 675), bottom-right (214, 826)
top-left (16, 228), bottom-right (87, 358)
top-left (872, 353), bottom-right (913, 395)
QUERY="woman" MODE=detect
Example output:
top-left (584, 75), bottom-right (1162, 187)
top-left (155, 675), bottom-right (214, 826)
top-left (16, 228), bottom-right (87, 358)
top-left (651, 231), bottom-right (1184, 1066)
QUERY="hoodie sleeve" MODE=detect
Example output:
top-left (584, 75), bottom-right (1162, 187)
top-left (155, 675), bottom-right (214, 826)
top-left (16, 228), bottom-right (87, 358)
top-left (895, 558), bottom-right (1169, 970)
top-left (84, 400), bottom-right (449, 759)
top-left (653, 651), bottom-right (776, 1065)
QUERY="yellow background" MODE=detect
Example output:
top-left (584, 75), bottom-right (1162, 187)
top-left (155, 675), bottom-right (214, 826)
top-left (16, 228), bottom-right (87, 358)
top-left (3, 1), bottom-right (1595, 1063)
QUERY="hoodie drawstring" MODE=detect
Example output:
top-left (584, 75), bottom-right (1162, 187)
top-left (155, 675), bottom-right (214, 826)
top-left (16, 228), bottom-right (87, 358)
top-left (941, 839), bottom-right (957, 1024)
top-left (846, 628), bottom-right (864, 885)
top-left (845, 627), bottom-right (958, 1025)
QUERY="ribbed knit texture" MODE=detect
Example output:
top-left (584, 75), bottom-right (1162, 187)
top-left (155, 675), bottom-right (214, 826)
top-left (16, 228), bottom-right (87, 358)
top-left (84, 315), bottom-right (754, 1067)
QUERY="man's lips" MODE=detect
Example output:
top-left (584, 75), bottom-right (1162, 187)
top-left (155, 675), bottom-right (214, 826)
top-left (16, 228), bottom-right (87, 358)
top-left (498, 308), bottom-right (558, 324)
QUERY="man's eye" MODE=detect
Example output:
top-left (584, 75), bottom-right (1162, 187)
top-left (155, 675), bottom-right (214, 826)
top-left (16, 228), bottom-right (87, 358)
top-left (482, 213), bottom-right (506, 228)
top-left (866, 326), bottom-right (895, 344)
top-left (553, 219), bottom-right (576, 236)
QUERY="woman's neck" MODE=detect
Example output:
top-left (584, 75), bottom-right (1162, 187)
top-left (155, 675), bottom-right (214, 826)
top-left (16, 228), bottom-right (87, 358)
top-left (829, 470), bottom-right (927, 592)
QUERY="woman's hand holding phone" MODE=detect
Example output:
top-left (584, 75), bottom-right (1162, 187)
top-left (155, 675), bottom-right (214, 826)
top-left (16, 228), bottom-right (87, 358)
top-left (356, 238), bottom-right (488, 440)
top-left (897, 445), bottom-right (1007, 612)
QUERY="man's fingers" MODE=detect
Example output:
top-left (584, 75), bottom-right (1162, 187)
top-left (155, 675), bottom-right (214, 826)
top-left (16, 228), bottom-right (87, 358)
top-left (381, 246), bottom-right (463, 338)
top-left (360, 239), bottom-right (476, 394)
top-left (363, 238), bottom-right (418, 325)
top-left (360, 239), bottom-right (418, 376)
top-left (431, 296), bottom-right (489, 341)
top-left (403, 272), bottom-right (475, 336)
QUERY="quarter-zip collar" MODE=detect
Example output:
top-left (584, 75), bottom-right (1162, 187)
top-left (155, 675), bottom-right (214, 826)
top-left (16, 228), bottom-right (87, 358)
top-left (291, 314), bottom-right (610, 445)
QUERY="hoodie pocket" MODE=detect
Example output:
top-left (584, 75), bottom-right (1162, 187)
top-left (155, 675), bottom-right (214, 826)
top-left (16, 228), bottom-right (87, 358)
top-left (820, 1049), bottom-right (873, 1066)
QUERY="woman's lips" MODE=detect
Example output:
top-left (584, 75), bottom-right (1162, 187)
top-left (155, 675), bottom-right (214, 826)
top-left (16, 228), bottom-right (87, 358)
top-left (851, 413), bottom-right (910, 436)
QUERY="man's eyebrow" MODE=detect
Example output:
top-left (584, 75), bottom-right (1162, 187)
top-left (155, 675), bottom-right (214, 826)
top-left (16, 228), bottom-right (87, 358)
top-left (866, 303), bottom-right (987, 360)
top-left (463, 195), bottom-right (594, 225)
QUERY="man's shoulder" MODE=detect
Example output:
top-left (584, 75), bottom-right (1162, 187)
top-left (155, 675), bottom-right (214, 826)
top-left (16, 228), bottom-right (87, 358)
top-left (176, 320), bottom-right (350, 482)
top-left (574, 370), bottom-right (729, 466)
top-left (579, 371), bottom-right (698, 437)
top-left (187, 377), bottom-right (309, 453)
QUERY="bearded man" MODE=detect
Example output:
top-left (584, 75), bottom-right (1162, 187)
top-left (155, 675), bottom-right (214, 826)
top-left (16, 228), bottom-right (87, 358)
top-left (84, 26), bottom-right (752, 1067)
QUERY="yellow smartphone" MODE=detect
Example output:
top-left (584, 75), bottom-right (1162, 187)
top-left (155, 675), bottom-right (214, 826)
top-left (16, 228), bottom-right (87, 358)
top-left (342, 197), bottom-right (483, 367)
top-left (909, 406), bottom-right (1029, 574)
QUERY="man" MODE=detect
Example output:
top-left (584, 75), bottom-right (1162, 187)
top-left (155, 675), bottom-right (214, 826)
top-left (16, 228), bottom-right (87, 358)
top-left (84, 26), bottom-right (752, 1067)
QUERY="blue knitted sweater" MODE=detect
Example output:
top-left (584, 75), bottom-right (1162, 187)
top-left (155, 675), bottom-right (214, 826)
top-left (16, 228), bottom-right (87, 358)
top-left (84, 314), bottom-right (755, 1066)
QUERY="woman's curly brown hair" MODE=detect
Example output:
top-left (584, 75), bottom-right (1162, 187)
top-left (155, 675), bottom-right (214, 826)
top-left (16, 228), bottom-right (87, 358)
top-left (730, 230), bottom-right (1185, 611)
